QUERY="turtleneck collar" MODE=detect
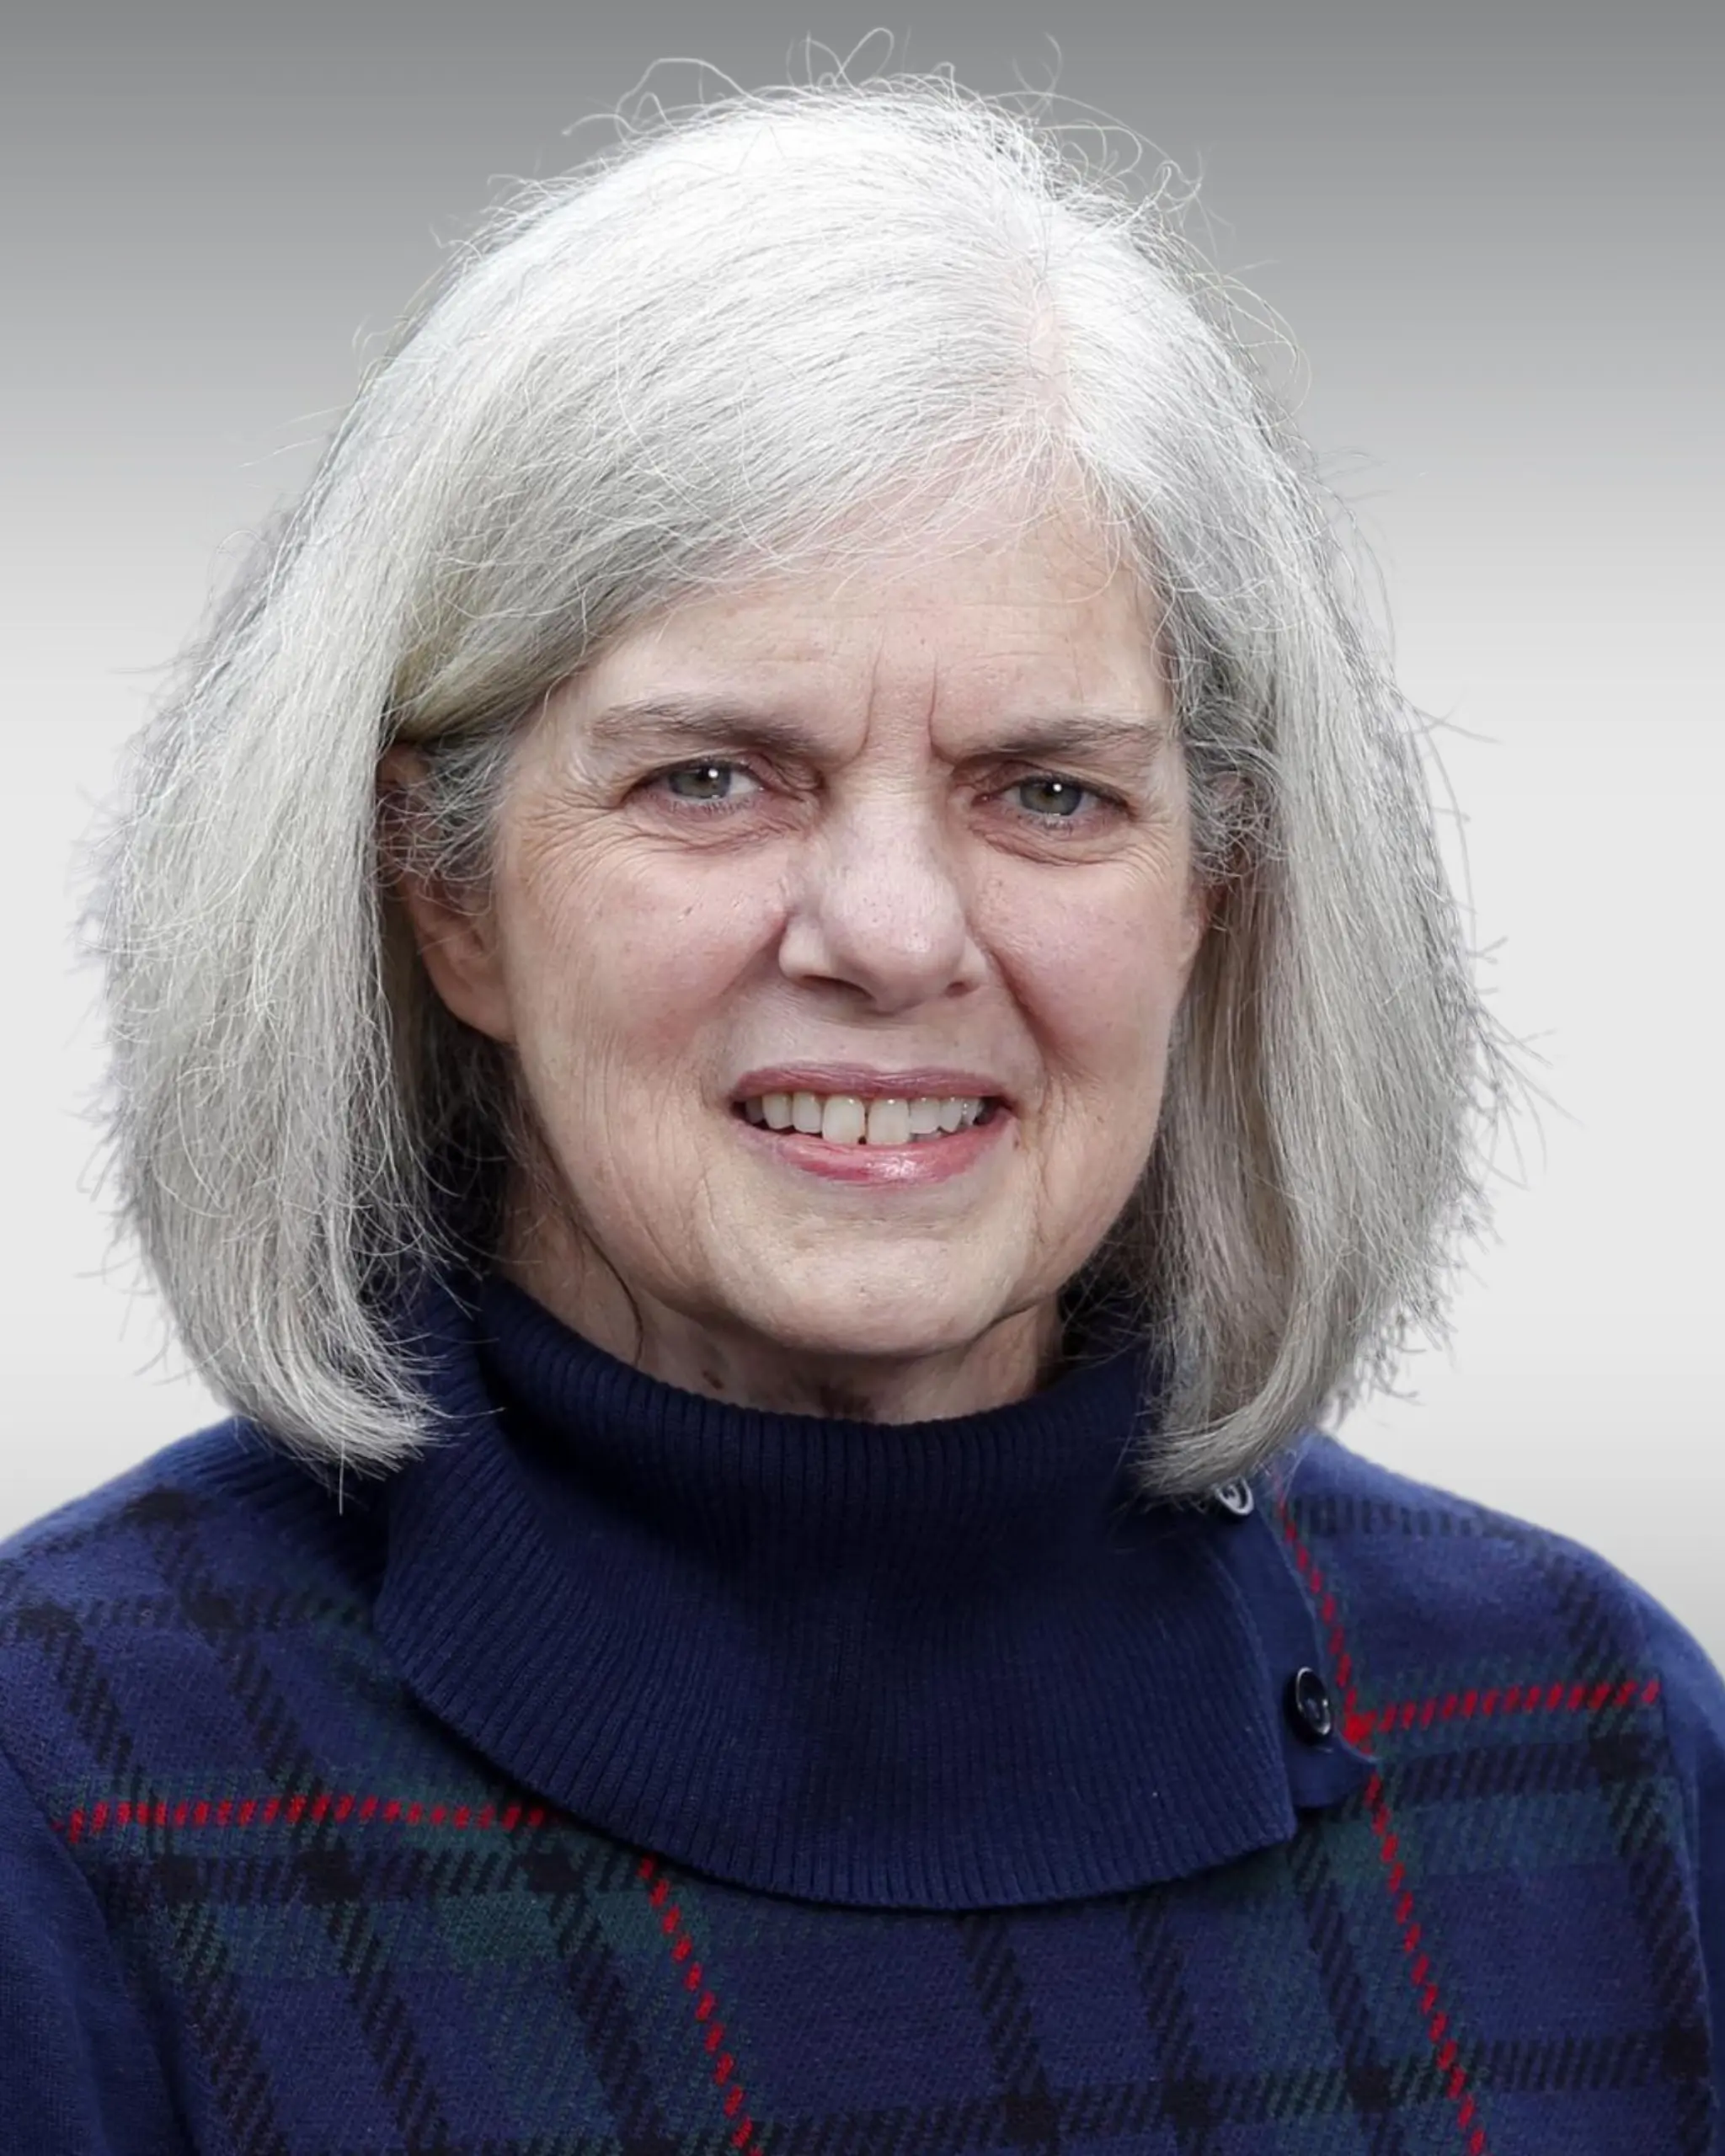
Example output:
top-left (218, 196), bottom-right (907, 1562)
top-left (375, 1271), bottom-right (1373, 1909)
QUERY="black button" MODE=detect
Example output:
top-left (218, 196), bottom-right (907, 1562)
top-left (1210, 1478), bottom-right (1254, 1517)
top-left (1286, 1667), bottom-right (1333, 1743)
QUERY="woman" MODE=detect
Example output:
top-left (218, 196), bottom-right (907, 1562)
top-left (3, 68), bottom-right (1720, 2154)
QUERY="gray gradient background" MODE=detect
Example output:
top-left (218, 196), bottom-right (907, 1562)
top-left (6, 6), bottom-right (1722, 1648)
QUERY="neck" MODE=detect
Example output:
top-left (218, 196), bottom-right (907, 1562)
top-left (494, 1214), bottom-right (1066, 1424)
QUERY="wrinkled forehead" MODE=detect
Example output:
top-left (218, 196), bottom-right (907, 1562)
top-left (553, 519), bottom-right (1171, 744)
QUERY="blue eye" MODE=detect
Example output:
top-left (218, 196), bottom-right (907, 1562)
top-left (658, 760), bottom-right (758, 805)
top-left (1012, 775), bottom-right (1090, 819)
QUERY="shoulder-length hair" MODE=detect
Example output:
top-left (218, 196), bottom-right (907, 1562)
top-left (88, 66), bottom-right (1531, 1502)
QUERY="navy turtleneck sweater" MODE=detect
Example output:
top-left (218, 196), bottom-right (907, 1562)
top-left (2, 1268), bottom-right (1722, 2153)
top-left (377, 1273), bottom-right (1373, 1908)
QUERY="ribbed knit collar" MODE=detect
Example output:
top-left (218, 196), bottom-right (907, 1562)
top-left (374, 1271), bottom-right (1374, 1909)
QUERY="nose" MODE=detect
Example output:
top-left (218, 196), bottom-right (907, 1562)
top-left (777, 790), bottom-right (985, 1013)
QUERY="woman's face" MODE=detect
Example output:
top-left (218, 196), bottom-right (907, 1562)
top-left (405, 510), bottom-right (1214, 1413)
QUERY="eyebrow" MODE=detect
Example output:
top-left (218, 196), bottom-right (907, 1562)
top-left (578, 693), bottom-right (1175, 766)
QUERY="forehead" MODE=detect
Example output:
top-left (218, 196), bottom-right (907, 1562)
top-left (574, 519), bottom-right (1167, 723)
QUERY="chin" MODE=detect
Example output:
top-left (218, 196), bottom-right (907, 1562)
top-left (734, 1276), bottom-right (1011, 1369)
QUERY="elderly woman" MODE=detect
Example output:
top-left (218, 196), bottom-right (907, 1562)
top-left (3, 70), bottom-right (1720, 2155)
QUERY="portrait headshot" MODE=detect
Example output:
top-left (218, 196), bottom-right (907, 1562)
top-left (3, 11), bottom-right (1721, 2153)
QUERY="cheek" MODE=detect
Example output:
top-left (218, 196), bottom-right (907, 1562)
top-left (994, 879), bottom-right (1191, 1102)
top-left (497, 838), bottom-right (780, 1075)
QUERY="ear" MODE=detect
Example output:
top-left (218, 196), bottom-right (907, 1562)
top-left (377, 744), bottom-right (516, 1044)
top-left (1179, 771), bottom-right (1245, 960)
top-left (1177, 870), bottom-right (1217, 971)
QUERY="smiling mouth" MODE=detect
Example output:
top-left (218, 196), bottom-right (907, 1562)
top-left (732, 1091), bottom-right (1004, 1147)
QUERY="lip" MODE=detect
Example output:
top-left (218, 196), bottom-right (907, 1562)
top-left (729, 1064), bottom-right (1012, 1107)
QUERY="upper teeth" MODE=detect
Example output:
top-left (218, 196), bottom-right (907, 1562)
top-left (740, 1091), bottom-right (989, 1145)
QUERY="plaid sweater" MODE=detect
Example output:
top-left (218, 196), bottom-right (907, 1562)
top-left (3, 1271), bottom-right (1722, 2154)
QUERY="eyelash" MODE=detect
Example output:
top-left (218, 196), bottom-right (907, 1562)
top-left (641, 759), bottom-right (1124, 827)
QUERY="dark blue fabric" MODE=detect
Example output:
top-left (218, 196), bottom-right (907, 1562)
top-left (371, 1271), bottom-right (1373, 1906)
top-left (1620, 1564), bottom-right (1725, 2113)
top-left (0, 1741), bottom-right (185, 2155)
top-left (0, 1269), bottom-right (1721, 2150)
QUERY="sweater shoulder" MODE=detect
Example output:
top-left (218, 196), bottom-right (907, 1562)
top-left (1279, 1430), bottom-right (1725, 1740)
top-left (1283, 1423), bottom-right (1669, 1593)
top-left (0, 1423), bottom-right (393, 1812)
top-left (0, 1421), bottom-right (383, 1616)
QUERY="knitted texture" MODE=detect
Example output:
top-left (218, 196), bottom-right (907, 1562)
top-left (0, 1321), bottom-right (1719, 2153)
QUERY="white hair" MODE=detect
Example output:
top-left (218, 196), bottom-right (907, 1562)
top-left (88, 62), bottom-right (1535, 1502)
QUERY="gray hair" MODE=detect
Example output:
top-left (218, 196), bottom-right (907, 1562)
top-left (87, 64), bottom-right (1535, 1502)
